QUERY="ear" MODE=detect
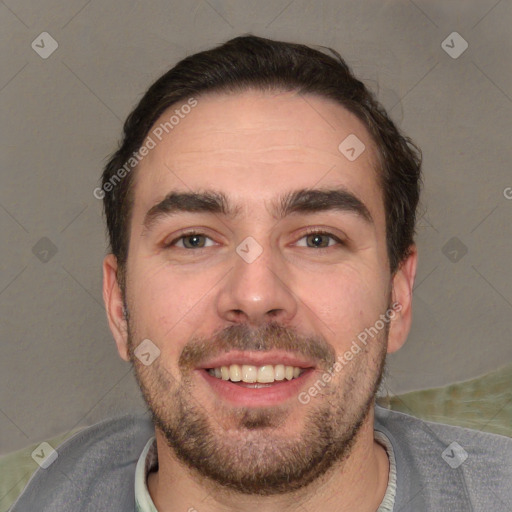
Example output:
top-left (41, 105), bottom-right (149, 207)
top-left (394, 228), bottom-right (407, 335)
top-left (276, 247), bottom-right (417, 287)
top-left (387, 245), bottom-right (418, 354)
top-left (102, 254), bottom-right (130, 362)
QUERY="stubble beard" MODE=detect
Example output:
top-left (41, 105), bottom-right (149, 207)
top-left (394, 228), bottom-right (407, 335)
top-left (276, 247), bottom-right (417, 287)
top-left (128, 320), bottom-right (388, 496)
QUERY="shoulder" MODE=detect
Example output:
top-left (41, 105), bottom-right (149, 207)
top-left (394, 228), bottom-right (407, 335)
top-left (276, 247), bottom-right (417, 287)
top-left (374, 404), bottom-right (512, 510)
top-left (375, 403), bottom-right (512, 458)
top-left (7, 412), bottom-right (154, 512)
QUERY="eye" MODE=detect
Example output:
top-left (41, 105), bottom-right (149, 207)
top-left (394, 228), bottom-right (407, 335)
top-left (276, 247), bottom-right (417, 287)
top-left (163, 229), bottom-right (345, 251)
top-left (165, 231), bottom-right (216, 249)
top-left (295, 229), bottom-right (344, 249)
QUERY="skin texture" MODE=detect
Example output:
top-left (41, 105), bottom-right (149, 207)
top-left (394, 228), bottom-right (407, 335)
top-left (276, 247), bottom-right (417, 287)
top-left (103, 89), bottom-right (417, 512)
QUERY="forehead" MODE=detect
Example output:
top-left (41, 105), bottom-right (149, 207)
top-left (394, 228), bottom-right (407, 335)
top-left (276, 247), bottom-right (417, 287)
top-left (131, 89), bottom-right (384, 226)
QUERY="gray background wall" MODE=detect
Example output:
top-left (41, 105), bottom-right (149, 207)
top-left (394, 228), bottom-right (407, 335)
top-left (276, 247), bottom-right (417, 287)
top-left (1, 0), bottom-right (511, 455)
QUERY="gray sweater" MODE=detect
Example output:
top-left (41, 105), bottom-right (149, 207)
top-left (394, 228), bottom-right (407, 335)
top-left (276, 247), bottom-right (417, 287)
top-left (8, 405), bottom-right (512, 511)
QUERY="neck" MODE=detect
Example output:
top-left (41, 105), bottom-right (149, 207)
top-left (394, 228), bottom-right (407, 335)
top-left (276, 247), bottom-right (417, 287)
top-left (147, 406), bottom-right (389, 512)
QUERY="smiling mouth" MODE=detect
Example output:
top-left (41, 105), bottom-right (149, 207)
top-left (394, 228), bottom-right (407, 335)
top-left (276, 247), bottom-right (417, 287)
top-left (206, 363), bottom-right (308, 385)
top-left (198, 363), bottom-right (316, 407)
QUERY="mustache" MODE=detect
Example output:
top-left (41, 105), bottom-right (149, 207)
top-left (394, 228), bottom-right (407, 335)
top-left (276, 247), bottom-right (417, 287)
top-left (179, 321), bottom-right (336, 372)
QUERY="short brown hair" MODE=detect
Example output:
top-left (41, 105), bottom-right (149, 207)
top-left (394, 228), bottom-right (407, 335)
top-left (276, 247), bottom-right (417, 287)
top-left (101, 35), bottom-right (422, 289)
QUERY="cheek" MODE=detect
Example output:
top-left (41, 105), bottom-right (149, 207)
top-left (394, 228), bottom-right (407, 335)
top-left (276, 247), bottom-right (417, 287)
top-left (128, 261), bottom-right (215, 362)
top-left (297, 263), bottom-right (387, 344)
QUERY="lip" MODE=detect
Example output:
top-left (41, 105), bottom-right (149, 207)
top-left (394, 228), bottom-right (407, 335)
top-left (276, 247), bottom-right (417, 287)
top-left (197, 367), bottom-right (316, 407)
top-left (195, 350), bottom-right (317, 370)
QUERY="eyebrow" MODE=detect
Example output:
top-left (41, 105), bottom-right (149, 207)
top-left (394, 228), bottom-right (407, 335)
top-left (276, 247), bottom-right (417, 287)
top-left (142, 187), bottom-right (373, 233)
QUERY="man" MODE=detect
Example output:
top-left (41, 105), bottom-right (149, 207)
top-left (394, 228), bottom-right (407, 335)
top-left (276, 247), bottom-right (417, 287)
top-left (9, 35), bottom-right (511, 511)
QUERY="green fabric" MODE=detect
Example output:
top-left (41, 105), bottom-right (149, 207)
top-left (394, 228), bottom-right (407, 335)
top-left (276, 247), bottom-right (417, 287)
top-left (2, 363), bottom-right (511, 511)
top-left (0, 428), bottom-right (84, 512)
top-left (379, 363), bottom-right (512, 438)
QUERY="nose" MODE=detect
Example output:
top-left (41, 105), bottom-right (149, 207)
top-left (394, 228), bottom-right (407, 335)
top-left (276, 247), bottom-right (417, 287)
top-left (215, 239), bottom-right (298, 327)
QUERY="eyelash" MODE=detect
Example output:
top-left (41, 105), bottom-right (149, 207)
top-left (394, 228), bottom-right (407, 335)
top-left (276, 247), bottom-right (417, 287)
top-left (164, 228), bottom-right (345, 251)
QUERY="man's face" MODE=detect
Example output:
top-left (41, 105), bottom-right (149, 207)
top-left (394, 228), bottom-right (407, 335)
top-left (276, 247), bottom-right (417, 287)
top-left (116, 90), bottom-right (401, 494)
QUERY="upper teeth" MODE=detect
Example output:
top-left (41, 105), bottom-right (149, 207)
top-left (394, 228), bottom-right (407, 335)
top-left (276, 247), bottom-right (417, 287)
top-left (208, 364), bottom-right (303, 383)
